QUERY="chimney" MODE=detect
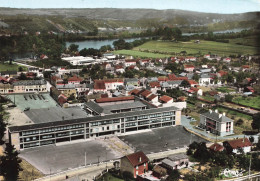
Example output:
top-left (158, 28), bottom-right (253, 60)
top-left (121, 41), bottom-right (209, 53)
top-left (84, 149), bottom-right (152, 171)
top-left (223, 112), bottom-right (226, 117)
top-left (139, 157), bottom-right (142, 162)
top-left (209, 109), bottom-right (212, 113)
top-left (215, 109), bottom-right (218, 113)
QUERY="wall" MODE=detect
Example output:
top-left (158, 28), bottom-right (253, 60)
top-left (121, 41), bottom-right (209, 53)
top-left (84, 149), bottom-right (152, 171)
top-left (120, 157), bottom-right (134, 177)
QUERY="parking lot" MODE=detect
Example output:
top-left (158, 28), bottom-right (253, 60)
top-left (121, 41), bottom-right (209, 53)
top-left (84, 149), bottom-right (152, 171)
top-left (20, 139), bottom-right (122, 174)
top-left (119, 126), bottom-right (207, 154)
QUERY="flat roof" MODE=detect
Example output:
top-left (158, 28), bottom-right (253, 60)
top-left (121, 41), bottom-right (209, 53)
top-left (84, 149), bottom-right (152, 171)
top-left (9, 106), bottom-right (179, 133)
top-left (6, 93), bottom-right (57, 111)
top-left (25, 107), bottom-right (89, 124)
top-left (102, 101), bottom-right (146, 114)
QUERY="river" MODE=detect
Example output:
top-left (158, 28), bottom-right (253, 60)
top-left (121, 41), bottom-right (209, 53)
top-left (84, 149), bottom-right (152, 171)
top-left (66, 37), bottom-right (148, 51)
top-left (66, 28), bottom-right (250, 50)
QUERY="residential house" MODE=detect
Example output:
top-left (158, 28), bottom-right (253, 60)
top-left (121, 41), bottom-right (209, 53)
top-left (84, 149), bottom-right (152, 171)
top-left (120, 151), bottom-right (149, 178)
top-left (223, 138), bottom-right (252, 154)
top-left (149, 81), bottom-right (161, 94)
top-left (223, 57), bottom-right (231, 63)
top-left (204, 54), bottom-right (210, 59)
top-left (0, 71), bottom-right (17, 78)
top-left (124, 59), bottom-right (137, 67)
top-left (159, 95), bottom-right (173, 104)
top-left (184, 65), bottom-right (195, 72)
top-left (185, 56), bottom-right (196, 62)
top-left (125, 78), bottom-right (140, 87)
top-left (68, 75), bottom-right (83, 84)
top-left (199, 74), bottom-right (213, 86)
top-left (0, 84), bottom-right (14, 94)
top-left (56, 84), bottom-right (77, 98)
top-left (115, 65), bottom-right (125, 74)
top-left (199, 109), bottom-right (234, 136)
top-left (140, 90), bottom-right (153, 100)
top-left (147, 94), bottom-right (159, 105)
top-left (186, 87), bottom-right (203, 96)
top-left (188, 80), bottom-right (198, 87)
top-left (139, 59), bottom-right (150, 66)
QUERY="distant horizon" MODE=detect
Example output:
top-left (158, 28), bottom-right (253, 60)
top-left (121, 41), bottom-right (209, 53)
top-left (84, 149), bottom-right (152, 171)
top-left (0, 6), bottom-right (259, 15)
top-left (0, 0), bottom-right (260, 14)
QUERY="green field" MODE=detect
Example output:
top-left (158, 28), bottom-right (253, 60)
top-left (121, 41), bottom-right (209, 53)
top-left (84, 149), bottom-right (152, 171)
top-left (133, 40), bottom-right (257, 56)
top-left (233, 96), bottom-right (260, 109)
top-left (97, 173), bottom-right (124, 181)
top-left (229, 36), bottom-right (259, 47)
top-left (113, 50), bottom-right (171, 58)
top-left (0, 63), bottom-right (26, 72)
top-left (216, 87), bottom-right (236, 93)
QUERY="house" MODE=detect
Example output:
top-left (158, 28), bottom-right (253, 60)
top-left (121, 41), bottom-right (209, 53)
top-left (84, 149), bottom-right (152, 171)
top-left (56, 84), bottom-right (77, 98)
top-left (209, 143), bottom-right (224, 152)
top-left (241, 65), bottom-right (250, 72)
top-left (188, 80), bottom-right (198, 87)
top-left (147, 94), bottom-right (159, 105)
top-left (114, 65), bottom-right (125, 74)
top-left (244, 86), bottom-right (254, 93)
top-left (120, 151), bottom-right (149, 178)
top-left (199, 74), bottom-right (213, 86)
top-left (161, 80), bottom-right (183, 90)
top-left (157, 76), bottom-right (169, 82)
top-left (94, 79), bottom-right (124, 92)
top-left (0, 71), bottom-right (17, 78)
top-left (161, 154), bottom-right (189, 171)
top-left (199, 109), bottom-right (234, 136)
top-left (13, 80), bottom-right (47, 93)
top-left (185, 56), bottom-right (196, 62)
top-left (217, 70), bottom-right (228, 78)
top-left (184, 65), bottom-right (195, 72)
top-left (140, 90), bottom-right (153, 99)
top-left (223, 57), bottom-right (231, 63)
top-left (159, 95), bottom-right (173, 104)
top-left (186, 87), bottom-right (203, 96)
top-left (223, 138), bottom-right (252, 154)
top-left (204, 54), bottom-right (210, 59)
top-left (125, 59), bottom-right (137, 67)
top-left (68, 75), bottom-right (83, 84)
top-left (0, 84), bottom-right (14, 94)
top-left (139, 59), bottom-right (150, 66)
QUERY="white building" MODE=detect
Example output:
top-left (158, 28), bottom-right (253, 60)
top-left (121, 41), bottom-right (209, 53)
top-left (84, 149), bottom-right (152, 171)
top-left (199, 109), bottom-right (234, 136)
top-left (199, 74), bottom-right (213, 86)
top-left (61, 56), bottom-right (95, 65)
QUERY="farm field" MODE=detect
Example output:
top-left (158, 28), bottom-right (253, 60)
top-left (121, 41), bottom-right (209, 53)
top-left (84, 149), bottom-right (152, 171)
top-left (229, 36), bottom-right (259, 47)
top-left (133, 40), bottom-right (257, 56)
top-left (113, 49), bottom-right (171, 58)
top-left (0, 63), bottom-right (25, 72)
top-left (233, 96), bottom-right (260, 109)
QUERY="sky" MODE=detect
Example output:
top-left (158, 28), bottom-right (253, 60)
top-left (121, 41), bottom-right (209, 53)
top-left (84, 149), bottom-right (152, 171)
top-left (0, 0), bottom-right (260, 14)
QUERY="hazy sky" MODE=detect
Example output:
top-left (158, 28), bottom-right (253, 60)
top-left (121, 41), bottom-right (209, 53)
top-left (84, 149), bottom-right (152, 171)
top-left (1, 0), bottom-right (260, 14)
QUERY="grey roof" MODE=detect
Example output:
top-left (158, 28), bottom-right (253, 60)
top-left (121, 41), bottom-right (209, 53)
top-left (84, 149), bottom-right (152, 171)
top-left (13, 79), bottom-right (46, 86)
top-left (186, 73), bottom-right (194, 80)
top-left (168, 153), bottom-right (188, 161)
top-left (102, 101), bottom-right (146, 114)
top-left (161, 82), bottom-right (170, 88)
top-left (179, 72), bottom-right (187, 77)
top-left (85, 101), bottom-right (104, 114)
top-left (125, 78), bottom-right (139, 83)
top-left (200, 74), bottom-right (211, 78)
top-left (162, 158), bottom-right (177, 167)
top-left (56, 84), bottom-right (76, 89)
top-left (201, 111), bottom-right (233, 123)
top-left (9, 106), bottom-right (179, 132)
top-left (147, 77), bottom-right (158, 83)
top-left (167, 80), bottom-right (183, 85)
top-left (200, 69), bottom-right (211, 73)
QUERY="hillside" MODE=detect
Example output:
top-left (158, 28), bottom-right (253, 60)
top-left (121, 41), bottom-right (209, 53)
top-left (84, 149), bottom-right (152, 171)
top-left (0, 8), bottom-right (259, 34)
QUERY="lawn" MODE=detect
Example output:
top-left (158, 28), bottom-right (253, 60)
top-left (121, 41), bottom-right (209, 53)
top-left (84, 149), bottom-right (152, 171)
top-left (233, 96), bottom-right (260, 109)
top-left (19, 159), bottom-right (44, 181)
top-left (216, 87), bottom-right (236, 93)
top-left (133, 40), bottom-right (257, 56)
top-left (97, 172), bottom-right (124, 181)
top-left (0, 63), bottom-right (26, 72)
top-left (113, 49), bottom-right (171, 58)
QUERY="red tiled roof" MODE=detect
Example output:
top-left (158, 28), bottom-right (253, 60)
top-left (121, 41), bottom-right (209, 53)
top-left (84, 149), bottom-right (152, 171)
top-left (94, 80), bottom-right (106, 90)
top-left (242, 65), bottom-right (250, 68)
top-left (125, 59), bottom-right (137, 63)
top-left (95, 96), bottom-right (134, 103)
top-left (140, 90), bottom-right (152, 98)
top-left (159, 95), bottom-right (173, 103)
top-left (188, 80), bottom-right (198, 85)
top-left (209, 143), bottom-right (224, 152)
top-left (149, 81), bottom-right (161, 88)
top-left (129, 89), bottom-right (141, 95)
top-left (190, 87), bottom-right (199, 92)
top-left (68, 76), bottom-right (83, 82)
top-left (103, 79), bottom-right (124, 83)
top-left (115, 65), bottom-right (124, 69)
top-left (178, 96), bottom-right (187, 101)
top-left (184, 64), bottom-right (195, 68)
top-left (147, 94), bottom-right (157, 101)
top-left (125, 151), bottom-right (149, 167)
top-left (226, 138), bottom-right (252, 149)
top-left (168, 74), bottom-right (177, 80)
top-left (158, 76), bottom-right (169, 82)
top-left (218, 70), bottom-right (228, 77)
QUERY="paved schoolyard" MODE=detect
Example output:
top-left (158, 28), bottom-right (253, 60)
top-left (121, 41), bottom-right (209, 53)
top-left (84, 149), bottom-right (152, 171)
top-left (119, 126), bottom-right (207, 154)
top-left (20, 139), bottom-right (122, 175)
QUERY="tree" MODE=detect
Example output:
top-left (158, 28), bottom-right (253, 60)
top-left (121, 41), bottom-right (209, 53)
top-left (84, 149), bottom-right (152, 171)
top-left (249, 136), bottom-right (254, 143)
top-left (193, 142), bottom-right (211, 162)
top-left (180, 80), bottom-right (190, 88)
top-left (0, 143), bottom-right (22, 180)
top-left (252, 112), bottom-right (260, 132)
top-left (236, 119), bottom-right (244, 126)
top-left (166, 169), bottom-right (180, 181)
top-left (0, 112), bottom-right (7, 145)
top-left (68, 44), bottom-right (79, 52)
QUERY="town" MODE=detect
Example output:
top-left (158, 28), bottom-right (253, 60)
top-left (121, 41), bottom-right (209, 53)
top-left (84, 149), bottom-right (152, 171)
top-left (0, 1), bottom-right (260, 181)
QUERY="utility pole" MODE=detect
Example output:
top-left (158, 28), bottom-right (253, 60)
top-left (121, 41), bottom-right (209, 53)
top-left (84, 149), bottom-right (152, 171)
top-left (85, 151), bottom-right (87, 167)
top-left (97, 155), bottom-right (100, 166)
top-left (248, 154), bottom-right (252, 180)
